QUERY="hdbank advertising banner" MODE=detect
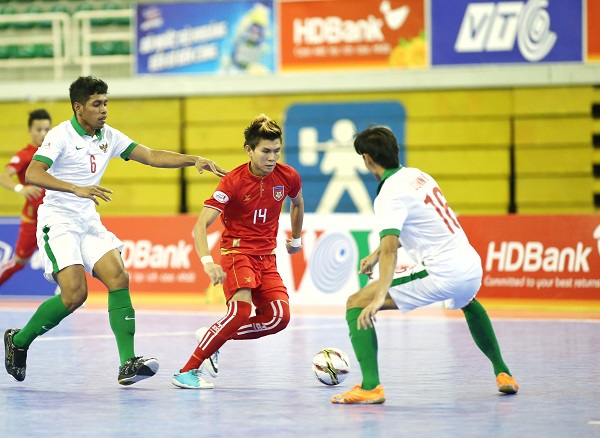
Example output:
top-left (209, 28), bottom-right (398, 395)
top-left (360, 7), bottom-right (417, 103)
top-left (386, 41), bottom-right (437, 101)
top-left (0, 218), bottom-right (56, 297)
top-left (460, 215), bottom-right (600, 300)
top-left (431, 0), bottom-right (583, 65)
top-left (284, 101), bottom-right (406, 213)
top-left (5, 215), bottom-right (596, 303)
top-left (280, 0), bottom-right (426, 70)
top-left (136, 1), bottom-right (275, 74)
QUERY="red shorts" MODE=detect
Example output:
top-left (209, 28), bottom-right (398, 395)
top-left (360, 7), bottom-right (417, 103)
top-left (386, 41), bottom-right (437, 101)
top-left (14, 220), bottom-right (38, 259)
top-left (220, 253), bottom-right (288, 309)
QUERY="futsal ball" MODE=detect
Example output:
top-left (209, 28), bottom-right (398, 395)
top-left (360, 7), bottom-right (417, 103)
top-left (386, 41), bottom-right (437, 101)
top-left (312, 348), bottom-right (350, 386)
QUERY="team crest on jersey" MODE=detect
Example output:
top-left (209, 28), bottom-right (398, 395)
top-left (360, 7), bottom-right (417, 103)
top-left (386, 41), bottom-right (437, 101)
top-left (273, 186), bottom-right (284, 201)
top-left (99, 142), bottom-right (108, 153)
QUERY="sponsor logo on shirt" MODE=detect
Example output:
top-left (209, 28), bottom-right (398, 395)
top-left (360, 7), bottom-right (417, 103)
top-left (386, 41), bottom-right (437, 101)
top-left (213, 190), bottom-right (229, 203)
top-left (273, 185), bottom-right (284, 201)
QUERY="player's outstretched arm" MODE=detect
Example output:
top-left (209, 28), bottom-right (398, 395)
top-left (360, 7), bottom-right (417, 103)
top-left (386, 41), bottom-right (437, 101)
top-left (25, 160), bottom-right (112, 205)
top-left (193, 207), bottom-right (226, 286)
top-left (285, 189), bottom-right (305, 255)
top-left (0, 166), bottom-right (43, 201)
top-left (127, 144), bottom-right (227, 177)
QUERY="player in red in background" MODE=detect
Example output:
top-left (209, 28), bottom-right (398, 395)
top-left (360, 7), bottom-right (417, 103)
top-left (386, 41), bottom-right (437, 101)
top-left (0, 109), bottom-right (51, 288)
top-left (172, 114), bottom-right (305, 389)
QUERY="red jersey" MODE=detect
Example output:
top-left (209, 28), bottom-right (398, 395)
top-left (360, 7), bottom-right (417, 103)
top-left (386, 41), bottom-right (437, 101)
top-left (6, 144), bottom-right (44, 222)
top-left (204, 162), bottom-right (302, 256)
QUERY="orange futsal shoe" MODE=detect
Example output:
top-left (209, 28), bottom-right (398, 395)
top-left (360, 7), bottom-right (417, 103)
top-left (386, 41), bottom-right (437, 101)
top-left (331, 384), bottom-right (386, 404)
top-left (496, 372), bottom-right (519, 394)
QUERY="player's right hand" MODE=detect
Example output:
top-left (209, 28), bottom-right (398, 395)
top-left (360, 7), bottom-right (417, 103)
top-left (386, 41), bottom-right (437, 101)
top-left (74, 185), bottom-right (113, 205)
top-left (204, 263), bottom-right (226, 286)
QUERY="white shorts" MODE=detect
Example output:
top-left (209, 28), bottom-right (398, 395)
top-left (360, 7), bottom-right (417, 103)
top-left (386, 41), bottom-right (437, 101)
top-left (388, 263), bottom-right (481, 313)
top-left (36, 212), bottom-right (123, 283)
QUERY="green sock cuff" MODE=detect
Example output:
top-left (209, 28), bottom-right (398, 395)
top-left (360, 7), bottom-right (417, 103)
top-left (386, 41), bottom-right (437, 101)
top-left (462, 299), bottom-right (487, 321)
top-left (346, 307), bottom-right (363, 324)
top-left (108, 288), bottom-right (132, 311)
top-left (48, 293), bottom-right (72, 315)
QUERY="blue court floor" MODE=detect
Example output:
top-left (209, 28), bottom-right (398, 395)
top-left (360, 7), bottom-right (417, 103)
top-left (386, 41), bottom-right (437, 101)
top-left (1, 303), bottom-right (599, 438)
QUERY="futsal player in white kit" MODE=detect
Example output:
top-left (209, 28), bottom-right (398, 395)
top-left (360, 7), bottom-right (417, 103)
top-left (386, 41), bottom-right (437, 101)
top-left (4, 76), bottom-right (227, 385)
top-left (331, 126), bottom-right (518, 404)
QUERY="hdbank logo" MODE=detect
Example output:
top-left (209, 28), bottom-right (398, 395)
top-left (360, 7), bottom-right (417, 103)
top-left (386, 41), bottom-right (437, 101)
top-left (431, 0), bottom-right (582, 65)
top-left (284, 102), bottom-right (406, 213)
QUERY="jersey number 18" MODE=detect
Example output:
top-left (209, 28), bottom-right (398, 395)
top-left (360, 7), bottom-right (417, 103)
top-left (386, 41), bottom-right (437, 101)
top-left (424, 186), bottom-right (460, 234)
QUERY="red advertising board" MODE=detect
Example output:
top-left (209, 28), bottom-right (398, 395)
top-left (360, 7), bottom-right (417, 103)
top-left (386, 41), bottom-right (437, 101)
top-left (279, 0), bottom-right (426, 70)
top-left (460, 215), bottom-right (600, 300)
top-left (86, 216), bottom-right (223, 295)
top-left (588, 0), bottom-right (600, 61)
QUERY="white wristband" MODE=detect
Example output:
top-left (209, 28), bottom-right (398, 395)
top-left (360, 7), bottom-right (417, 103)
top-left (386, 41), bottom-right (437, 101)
top-left (290, 237), bottom-right (302, 248)
top-left (14, 184), bottom-right (24, 193)
top-left (200, 255), bottom-right (214, 265)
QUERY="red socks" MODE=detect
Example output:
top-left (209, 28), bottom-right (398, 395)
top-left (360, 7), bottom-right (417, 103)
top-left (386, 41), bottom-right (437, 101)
top-left (180, 300), bottom-right (252, 372)
top-left (231, 300), bottom-right (290, 340)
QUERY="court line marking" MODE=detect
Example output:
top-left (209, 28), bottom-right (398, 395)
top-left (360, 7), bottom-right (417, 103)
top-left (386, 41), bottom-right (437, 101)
top-left (2, 306), bottom-right (600, 323)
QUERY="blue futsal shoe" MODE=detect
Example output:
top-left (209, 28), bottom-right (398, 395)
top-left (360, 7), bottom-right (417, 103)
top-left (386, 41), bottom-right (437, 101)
top-left (171, 369), bottom-right (214, 389)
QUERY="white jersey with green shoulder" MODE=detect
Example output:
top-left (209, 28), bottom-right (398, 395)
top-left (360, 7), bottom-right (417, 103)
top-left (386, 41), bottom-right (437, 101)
top-left (33, 116), bottom-right (138, 217)
top-left (374, 166), bottom-right (481, 280)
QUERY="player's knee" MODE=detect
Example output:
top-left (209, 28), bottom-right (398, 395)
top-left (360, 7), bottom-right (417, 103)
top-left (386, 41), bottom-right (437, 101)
top-left (346, 293), bottom-right (362, 309)
top-left (61, 287), bottom-right (88, 311)
top-left (108, 268), bottom-right (129, 289)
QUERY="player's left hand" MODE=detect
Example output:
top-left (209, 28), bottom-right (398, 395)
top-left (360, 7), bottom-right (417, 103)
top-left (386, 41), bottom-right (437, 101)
top-left (285, 239), bottom-right (302, 255)
top-left (357, 294), bottom-right (385, 329)
top-left (194, 157), bottom-right (228, 177)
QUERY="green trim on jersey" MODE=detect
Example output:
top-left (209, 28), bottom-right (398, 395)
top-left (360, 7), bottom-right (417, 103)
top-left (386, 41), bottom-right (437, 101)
top-left (42, 226), bottom-right (59, 274)
top-left (120, 142), bottom-right (139, 160)
top-left (376, 166), bottom-right (402, 195)
top-left (379, 228), bottom-right (400, 239)
top-left (33, 155), bottom-right (53, 167)
top-left (391, 269), bottom-right (429, 286)
top-left (70, 115), bottom-right (103, 139)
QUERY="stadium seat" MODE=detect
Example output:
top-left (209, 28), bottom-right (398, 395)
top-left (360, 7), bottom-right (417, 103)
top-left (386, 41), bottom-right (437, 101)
top-left (0, 45), bottom-right (17, 59)
top-left (14, 44), bottom-right (37, 58)
top-left (91, 41), bottom-right (116, 56)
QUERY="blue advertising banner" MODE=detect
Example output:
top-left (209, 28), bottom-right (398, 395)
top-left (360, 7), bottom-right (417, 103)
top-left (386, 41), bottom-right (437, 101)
top-left (136, 1), bottom-right (275, 74)
top-left (284, 102), bottom-right (406, 213)
top-left (431, 0), bottom-right (582, 65)
top-left (0, 218), bottom-right (55, 297)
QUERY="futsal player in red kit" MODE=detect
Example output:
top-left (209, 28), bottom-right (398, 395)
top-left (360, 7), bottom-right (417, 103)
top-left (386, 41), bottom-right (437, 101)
top-left (172, 114), bottom-right (304, 389)
top-left (0, 109), bottom-right (51, 288)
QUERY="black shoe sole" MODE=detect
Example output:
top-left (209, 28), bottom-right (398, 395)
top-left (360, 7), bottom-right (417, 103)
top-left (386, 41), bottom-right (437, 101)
top-left (118, 360), bottom-right (159, 386)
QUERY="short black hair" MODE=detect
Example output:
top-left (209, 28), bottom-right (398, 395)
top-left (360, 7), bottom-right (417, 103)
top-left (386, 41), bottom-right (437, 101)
top-left (28, 109), bottom-right (51, 128)
top-left (243, 114), bottom-right (282, 150)
top-left (69, 76), bottom-right (108, 113)
top-left (354, 125), bottom-right (400, 169)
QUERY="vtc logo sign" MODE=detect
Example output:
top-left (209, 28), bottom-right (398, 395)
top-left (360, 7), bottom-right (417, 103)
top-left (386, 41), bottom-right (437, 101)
top-left (455, 0), bottom-right (556, 62)
top-left (284, 101), bottom-right (406, 213)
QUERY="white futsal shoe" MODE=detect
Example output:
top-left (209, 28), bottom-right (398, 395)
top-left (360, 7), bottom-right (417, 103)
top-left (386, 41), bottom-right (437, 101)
top-left (195, 327), bottom-right (219, 378)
